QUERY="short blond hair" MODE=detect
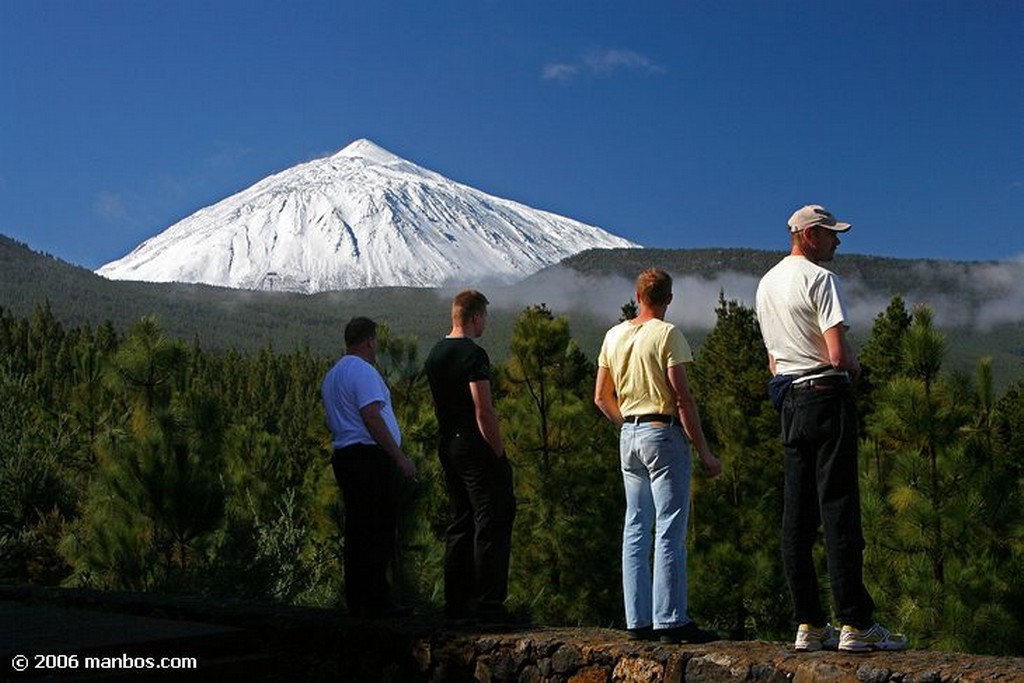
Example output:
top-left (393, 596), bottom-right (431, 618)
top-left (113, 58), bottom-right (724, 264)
top-left (635, 268), bottom-right (672, 306)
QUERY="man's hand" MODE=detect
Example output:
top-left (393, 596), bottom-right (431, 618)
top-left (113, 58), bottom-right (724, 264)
top-left (470, 379), bottom-right (505, 459)
top-left (360, 401), bottom-right (417, 479)
top-left (395, 452), bottom-right (418, 480)
top-left (701, 452), bottom-right (722, 480)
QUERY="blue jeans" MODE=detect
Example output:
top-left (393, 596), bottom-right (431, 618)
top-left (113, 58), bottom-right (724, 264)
top-left (620, 422), bottom-right (692, 630)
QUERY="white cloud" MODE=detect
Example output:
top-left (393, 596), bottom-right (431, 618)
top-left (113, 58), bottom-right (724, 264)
top-left (482, 267), bottom-right (757, 331)
top-left (203, 143), bottom-right (252, 169)
top-left (94, 191), bottom-right (129, 222)
top-left (542, 48), bottom-right (665, 82)
top-left (542, 63), bottom-right (580, 82)
top-left (584, 49), bottom-right (666, 76)
top-left (481, 260), bottom-right (1024, 335)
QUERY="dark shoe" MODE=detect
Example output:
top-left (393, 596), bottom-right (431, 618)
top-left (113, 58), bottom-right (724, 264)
top-left (657, 621), bottom-right (718, 644)
top-left (362, 603), bottom-right (412, 618)
top-left (475, 603), bottom-right (527, 625)
top-left (444, 604), bottom-right (474, 619)
top-left (441, 605), bottom-right (477, 630)
top-left (626, 626), bottom-right (655, 641)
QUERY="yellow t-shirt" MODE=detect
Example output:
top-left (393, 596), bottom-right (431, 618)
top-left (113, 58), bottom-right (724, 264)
top-left (597, 318), bottom-right (693, 417)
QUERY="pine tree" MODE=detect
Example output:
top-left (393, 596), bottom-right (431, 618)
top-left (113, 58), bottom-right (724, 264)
top-left (619, 299), bottom-right (638, 322)
top-left (501, 305), bottom-right (621, 625)
top-left (858, 296), bottom-right (912, 412)
top-left (69, 345), bottom-right (113, 462)
top-left (859, 296), bottom-right (914, 488)
top-left (687, 294), bottom-right (789, 639)
top-left (0, 364), bottom-right (75, 583)
top-left (26, 302), bottom-right (64, 403)
top-left (67, 320), bottom-right (225, 591)
top-left (863, 306), bottom-right (1023, 653)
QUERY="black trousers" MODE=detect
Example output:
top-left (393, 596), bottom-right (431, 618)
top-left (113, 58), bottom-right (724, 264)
top-left (438, 431), bottom-right (516, 614)
top-left (331, 444), bottom-right (396, 616)
top-left (780, 383), bottom-right (875, 628)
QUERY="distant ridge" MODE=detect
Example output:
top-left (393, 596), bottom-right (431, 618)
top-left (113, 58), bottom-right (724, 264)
top-left (95, 139), bottom-right (638, 292)
top-left (3, 235), bottom-right (1021, 386)
top-left (552, 247), bottom-right (1016, 299)
top-left (560, 245), bottom-right (1013, 271)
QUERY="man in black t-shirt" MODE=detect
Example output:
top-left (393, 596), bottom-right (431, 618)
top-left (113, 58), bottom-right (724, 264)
top-left (425, 289), bottom-right (516, 620)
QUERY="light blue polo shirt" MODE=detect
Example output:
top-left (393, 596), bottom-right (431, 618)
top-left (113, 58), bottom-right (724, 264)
top-left (321, 355), bottom-right (401, 450)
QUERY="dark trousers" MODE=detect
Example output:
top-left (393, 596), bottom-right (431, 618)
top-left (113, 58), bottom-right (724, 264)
top-left (438, 432), bottom-right (516, 614)
top-left (780, 383), bottom-right (875, 628)
top-left (331, 444), bottom-right (396, 616)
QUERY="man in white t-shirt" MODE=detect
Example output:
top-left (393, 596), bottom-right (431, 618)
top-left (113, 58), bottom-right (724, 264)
top-left (756, 205), bottom-right (907, 653)
top-left (322, 317), bottom-right (416, 618)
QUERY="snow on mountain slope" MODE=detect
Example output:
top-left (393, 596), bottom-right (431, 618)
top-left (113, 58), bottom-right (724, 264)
top-left (96, 139), bottom-right (640, 292)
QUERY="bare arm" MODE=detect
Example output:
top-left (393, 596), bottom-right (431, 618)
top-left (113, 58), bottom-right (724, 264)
top-left (593, 366), bottom-right (624, 427)
top-left (767, 352), bottom-right (777, 376)
top-left (667, 363), bottom-right (722, 479)
top-left (823, 324), bottom-right (860, 376)
top-left (360, 401), bottom-right (417, 478)
top-left (470, 379), bottom-right (505, 458)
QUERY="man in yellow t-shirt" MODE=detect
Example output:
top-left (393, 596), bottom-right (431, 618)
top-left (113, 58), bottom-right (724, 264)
top-left (594, 268), bottom-right (721, 644)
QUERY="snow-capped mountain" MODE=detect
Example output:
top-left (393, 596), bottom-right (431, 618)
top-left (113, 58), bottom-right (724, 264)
top-left (96, 139), bottom-right (640, 292)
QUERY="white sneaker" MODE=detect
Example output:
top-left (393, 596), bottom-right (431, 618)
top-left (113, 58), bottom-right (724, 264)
top-left (839, 622), bottom-right (909, 652)
top-left (794, 623), bottom-right (839, 652)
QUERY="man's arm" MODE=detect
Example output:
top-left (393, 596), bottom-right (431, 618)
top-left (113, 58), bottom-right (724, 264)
top-left (667, 363), bottom-right (721, 479)
top-left (823, 324), bottom-right (860, 375)
top-left (469, 380), bottom-right (505, 458)
top-left (360, 401), bottom-right (417, 478)
top-left (593, 366), bottom-right (623, 427)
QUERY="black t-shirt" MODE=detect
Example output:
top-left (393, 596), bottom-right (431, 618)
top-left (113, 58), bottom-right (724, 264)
top-left (424, 337), bottom-right (491, 436)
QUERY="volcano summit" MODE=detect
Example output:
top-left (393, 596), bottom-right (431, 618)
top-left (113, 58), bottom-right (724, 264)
top-left (96, 139), bottom-right (639, 292)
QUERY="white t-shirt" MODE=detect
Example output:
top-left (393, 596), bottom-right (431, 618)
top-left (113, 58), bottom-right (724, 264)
top-left (321, 355), bottom-right (401, 450)
top-left (755, 255), bottom-right (849, 378)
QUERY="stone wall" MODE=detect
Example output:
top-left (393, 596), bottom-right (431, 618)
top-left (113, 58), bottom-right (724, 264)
top-left (3, 587), bottom-right (1022, 682)
top-left (333, 621), bottom-right (1024, 683)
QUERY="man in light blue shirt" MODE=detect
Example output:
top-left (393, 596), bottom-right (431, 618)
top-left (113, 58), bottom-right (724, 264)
top-left (322, 317), bottom-right (416, 618)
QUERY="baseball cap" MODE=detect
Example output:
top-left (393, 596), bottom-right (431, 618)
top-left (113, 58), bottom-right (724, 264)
top-left (788, 205), bottom-right (851, 233)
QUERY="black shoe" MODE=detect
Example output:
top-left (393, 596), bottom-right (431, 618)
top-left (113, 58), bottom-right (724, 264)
top-left (361, 603), bottom-right (412, 619)
top-left (444, 604), bottom-right (474, 618)
top-left (441, 604), bottom-right (477, 628)
top-left (475, 603), bottom-right (526, 625)
top-left (626, 626), bottom-right (655, 641)
top-left (657, 621), bottom-right (718, 644)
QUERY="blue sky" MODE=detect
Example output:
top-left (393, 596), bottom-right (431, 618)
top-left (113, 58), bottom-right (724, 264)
top-left (2, 1), bottom-right (1022, 269)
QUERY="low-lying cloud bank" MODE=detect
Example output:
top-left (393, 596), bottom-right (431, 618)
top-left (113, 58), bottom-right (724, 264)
top-left (481, 257), bottom-right (1024, 333)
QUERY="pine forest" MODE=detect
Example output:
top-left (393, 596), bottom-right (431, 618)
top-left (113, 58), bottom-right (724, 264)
top-left (1, 296), bottom-right (1022, 656)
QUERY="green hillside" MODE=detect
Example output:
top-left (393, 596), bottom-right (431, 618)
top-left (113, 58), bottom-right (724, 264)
top-left (2, 236), bottom-right (1021, 383)
top-left (0, 235), bottom-right (456, 356)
